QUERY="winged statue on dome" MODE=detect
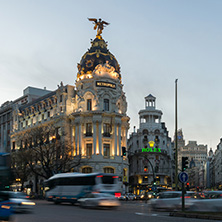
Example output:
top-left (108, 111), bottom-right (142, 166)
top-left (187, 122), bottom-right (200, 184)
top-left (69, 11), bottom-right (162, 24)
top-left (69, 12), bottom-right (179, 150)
top-left (88, 18), bottom-right (109, 37)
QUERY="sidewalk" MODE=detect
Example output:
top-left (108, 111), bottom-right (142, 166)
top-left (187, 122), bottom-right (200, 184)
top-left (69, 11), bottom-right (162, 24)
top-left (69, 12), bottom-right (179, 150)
top-left (169, 211), bottom-right (222, 220)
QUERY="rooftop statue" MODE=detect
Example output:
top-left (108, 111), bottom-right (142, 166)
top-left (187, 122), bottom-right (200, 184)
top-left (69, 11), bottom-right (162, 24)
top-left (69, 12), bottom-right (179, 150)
top-left (88, 18), bottom-right (109, 37)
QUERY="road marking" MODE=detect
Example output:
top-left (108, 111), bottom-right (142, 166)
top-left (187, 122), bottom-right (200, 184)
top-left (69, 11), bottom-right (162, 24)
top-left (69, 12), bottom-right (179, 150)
top-left (135, 212), bottom-right (170, 218)
top-left (135, 212), bottom-right (158, 216)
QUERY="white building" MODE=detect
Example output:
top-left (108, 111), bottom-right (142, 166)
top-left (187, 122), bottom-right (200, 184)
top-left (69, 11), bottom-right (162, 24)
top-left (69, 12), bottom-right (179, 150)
top-left (128, 94), bottom-right (173, 195)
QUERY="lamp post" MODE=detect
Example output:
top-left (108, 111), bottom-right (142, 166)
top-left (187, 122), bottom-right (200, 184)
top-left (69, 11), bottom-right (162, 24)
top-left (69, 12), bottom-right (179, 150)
top-left (175, 79), bottom-right (178, 190)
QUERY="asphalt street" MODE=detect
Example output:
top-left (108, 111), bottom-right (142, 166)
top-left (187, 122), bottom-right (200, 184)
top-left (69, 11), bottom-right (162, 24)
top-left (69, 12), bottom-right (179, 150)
top-left (12, 200), bottom-right (215, 222)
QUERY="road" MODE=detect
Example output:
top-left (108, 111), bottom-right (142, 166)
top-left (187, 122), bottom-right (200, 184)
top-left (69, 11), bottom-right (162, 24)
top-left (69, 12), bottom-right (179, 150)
top-left (12, 200), bottom-right (214, 222)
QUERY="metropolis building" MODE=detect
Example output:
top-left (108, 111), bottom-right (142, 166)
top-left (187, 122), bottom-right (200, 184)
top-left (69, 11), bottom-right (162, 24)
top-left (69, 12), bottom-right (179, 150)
top-left (128, 95), bottom-right (174, 195)
top-left (10, 20), bottom-right (130, 192)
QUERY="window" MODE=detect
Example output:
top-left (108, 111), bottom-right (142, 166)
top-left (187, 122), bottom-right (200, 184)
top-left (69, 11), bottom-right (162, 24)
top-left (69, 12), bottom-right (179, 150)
top-left (103, 167), bottom-right (114, 174)
top-left (87, 99), bottom-right (92, 111)
top-left (12, 142), bottom-right (15, 150)
top-left (123, 169), bottom-right (127, 177)
top-left (103, 123), bottom-right (111, 137)
top-left (82, 167), bottom-right (93, 173)
top-left (104, 99), bottom-right (109, 111)
top-left (42, 114), bottom-right (44, 120)
top-left (86, 123), bottom-right (92, 136)
top-left (143, 129), bottom-right (148, 135)
top-left (86, 143), bottom-right (92, 157)
top-left (103, 144), bottom-right (110, 157)
top-left (143, 176), bottom-right (148, 183)
top-left (60, 95), bottom-right (63, 102)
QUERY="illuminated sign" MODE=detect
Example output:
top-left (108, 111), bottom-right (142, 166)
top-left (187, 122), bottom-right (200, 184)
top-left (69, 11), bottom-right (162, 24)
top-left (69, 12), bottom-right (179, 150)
top-left (141, 141), bottom-right (161, 152)
top-left (96, 81), bottom-right (116, 89)
top-left (142, 147), bottom-right (161, 152)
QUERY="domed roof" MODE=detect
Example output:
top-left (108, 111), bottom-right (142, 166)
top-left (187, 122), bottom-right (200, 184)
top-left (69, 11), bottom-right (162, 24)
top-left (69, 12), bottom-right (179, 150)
top-left (77, 37), bottom-right (121, 79)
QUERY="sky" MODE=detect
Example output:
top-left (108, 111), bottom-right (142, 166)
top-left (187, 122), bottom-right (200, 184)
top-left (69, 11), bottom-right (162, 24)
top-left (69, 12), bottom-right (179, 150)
top-left (0, 0), bottom-right (222, 151)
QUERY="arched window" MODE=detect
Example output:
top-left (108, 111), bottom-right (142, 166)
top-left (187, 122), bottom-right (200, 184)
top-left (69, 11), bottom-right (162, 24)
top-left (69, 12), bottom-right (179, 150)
top-left (142, 129), bottom-right (148, 135)
top-left (103, 167), bottom-right (114, 174)
top-left (104, 99), bottom-right (109, 111)
top-left (82, 167), bottom-right (93, 173)
top-left (154, 129), bottom-right (160, 135)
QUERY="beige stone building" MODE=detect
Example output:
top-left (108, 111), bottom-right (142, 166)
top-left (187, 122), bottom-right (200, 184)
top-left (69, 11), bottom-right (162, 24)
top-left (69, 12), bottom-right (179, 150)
top-left (10, 27), bottom-right (129, 193)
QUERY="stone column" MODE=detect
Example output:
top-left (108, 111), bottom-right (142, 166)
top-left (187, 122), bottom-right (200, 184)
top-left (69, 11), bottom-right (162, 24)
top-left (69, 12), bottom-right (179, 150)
top-left (118, 124), bottom-right (121, 156)
top-left (74, 124), bottom-right (78, 155)
top-left (70, 126), bottom-right (74, 156)
top-left (114, 124), bottom-right (117, 156)
top-left (98, 122), bottom-right (102, 155)
top-left (93, 122), bottom-right (97, 154)
top-left (79, 124), bottom-right (82, 155)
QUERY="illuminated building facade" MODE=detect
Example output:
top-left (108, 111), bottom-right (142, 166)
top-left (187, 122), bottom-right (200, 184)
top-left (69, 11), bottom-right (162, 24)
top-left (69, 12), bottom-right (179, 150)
top-left (71, 33), bottom-right (129, 178)
top-left (0, 86), bottom-right (51, 153)
top-left (11, 25), bottom-right (129, 192)
top-left (128, 94), bottom-right (173, 195)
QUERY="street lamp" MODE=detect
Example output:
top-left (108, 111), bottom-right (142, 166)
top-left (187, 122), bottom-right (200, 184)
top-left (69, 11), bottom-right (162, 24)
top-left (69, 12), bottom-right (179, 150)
top-left (175, 79), bottom-right (178, 190)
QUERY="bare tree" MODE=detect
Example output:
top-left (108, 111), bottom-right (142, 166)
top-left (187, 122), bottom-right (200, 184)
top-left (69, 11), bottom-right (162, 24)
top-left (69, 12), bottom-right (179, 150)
top-left (13, 119), bottom-right (81, 180)
top-left (11, 148), bottom-right (31, 191)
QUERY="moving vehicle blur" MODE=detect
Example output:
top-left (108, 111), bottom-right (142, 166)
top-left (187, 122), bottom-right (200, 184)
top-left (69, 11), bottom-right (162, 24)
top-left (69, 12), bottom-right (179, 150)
top-left (45, 172), bottom-right (121, 204)
top-left (185, 190), bottom-right (222, 212)
top-left (150, 191), bottom-right (194, 210)
top-left (78, 192), bottom-right (120, 208)
top-left (187, 198), bottom-right (222, 212)
top-left (3, 191), bottom-right (35, 213)
top-left (118, 194), bottom-right (126, 201)
top-left (125, 193), bottom-right (136, 201)
top-left (0, 192), bottom-right (13, 221)
top-left (205, 191), bottom-right (222, 199)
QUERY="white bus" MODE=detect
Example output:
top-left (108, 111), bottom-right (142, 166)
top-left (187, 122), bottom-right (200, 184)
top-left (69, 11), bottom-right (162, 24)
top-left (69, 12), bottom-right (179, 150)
top-left (44, 172), bottom-right (121, 204)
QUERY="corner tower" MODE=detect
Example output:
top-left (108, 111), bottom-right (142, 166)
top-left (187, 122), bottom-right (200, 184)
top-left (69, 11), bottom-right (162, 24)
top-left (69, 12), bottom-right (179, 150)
top-left (71, 19), bottom-right (129, 187)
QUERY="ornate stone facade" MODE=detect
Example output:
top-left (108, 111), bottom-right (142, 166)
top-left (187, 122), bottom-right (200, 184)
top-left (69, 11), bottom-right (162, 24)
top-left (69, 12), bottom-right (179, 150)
top-left (128, 95), bottom-right (173, 195)
top-left (10, 32), bottom-right (129, 193)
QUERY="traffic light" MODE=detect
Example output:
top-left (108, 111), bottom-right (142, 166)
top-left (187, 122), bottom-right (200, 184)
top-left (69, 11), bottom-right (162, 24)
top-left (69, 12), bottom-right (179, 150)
top-left (153, 178), bottom-right (156, 186)
top-left (122, 147), bottom-right (126, 156)
top-left (186, 182), bottom-right (190, 191)
top-left (144, 166), bottom-right (148, 172)
top-left (182, 157), bottom-right (189, 171)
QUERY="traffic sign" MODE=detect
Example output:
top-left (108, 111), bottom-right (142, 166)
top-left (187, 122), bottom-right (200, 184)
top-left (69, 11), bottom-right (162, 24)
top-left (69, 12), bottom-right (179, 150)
top-left (178, 172), bottom-right (188, 183)
top-left (152, 185), bottom-right (157, 191)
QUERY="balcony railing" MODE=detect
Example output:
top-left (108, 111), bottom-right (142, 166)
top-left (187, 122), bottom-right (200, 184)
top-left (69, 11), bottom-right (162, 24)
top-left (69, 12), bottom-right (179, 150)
top-left (85, 132), bottom-right (93, 137)
top-left (103, 132), bottom-right (111, 137)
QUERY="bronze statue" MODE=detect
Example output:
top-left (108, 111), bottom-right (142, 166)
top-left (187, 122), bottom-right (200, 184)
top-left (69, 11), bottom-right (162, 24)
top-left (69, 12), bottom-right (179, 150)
top-left (88, 18), bottom-right (109, 37)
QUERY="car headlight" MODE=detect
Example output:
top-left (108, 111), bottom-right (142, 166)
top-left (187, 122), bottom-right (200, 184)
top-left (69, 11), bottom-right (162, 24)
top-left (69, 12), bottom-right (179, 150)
top-left (1, 205), bottom-right (11, 210)
top-left (21, 202), bottom-right (36, 206)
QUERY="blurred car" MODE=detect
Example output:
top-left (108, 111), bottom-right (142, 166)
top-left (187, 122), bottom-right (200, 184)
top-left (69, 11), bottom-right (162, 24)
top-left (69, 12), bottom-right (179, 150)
top-left (0, 192), bottom-right (13, 221)
top-left (118, 194), bottom-right (126, 201)
top-left (3, 191), bottom-right (36, 213)
top-left (192, 191), bottom-right (209, 199)
top-left (187, 198), bottom-right (222, 212)
top-left (125, 193), bottom-right (136, 201)
top-left (150, 191), bottom-right (194, 211)
top-left (205, 191), bottom-right (222, 199)
top-left (140, 192), bottom-right (154, 200)
top-left (78, 193), bottom-right (120, 208)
